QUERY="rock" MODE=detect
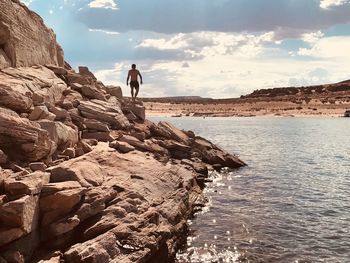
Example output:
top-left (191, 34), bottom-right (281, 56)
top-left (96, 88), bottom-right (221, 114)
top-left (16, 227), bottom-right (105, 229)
top-left (4, 171), bottom-right (50, 196)
top-left (47, 215), bottom-right (80, 237)
top-left (130, 130), bottom-right (146, 141)
top-left (0, 84), bottom-right (33, 112)
top-left (82, 131), bottom-right (114, 142)
top-left (37, 120), bottom-right (78, 150)
top-left (40, 188), bottom-right (86, 226)
top-left (0, 66), bottom-right (68, 106)
top-left (45, 65), bottom-right (68, 76)
top-left (152, 121), bottom-right (191, 145)
top-left (109, 141), bottom-right (135, 153)
top-left (0, 149), bottom-right (8, 165)
top-left (41, 181), bottom-right (81, 194)
top-left (78, 66), bottom-right (97, 81)
top-left (0, 113), bottom-right (54, 161)
top-left (155, 139), bottom-right (191, 159)
top-left (62, 148), bottom-right (75, 159)
top-left (106, 85), bottom-right (122, 99)
top-left (66, 72), bottom-right (92, 86)
top-left (0, 0), bottom-right (64, 68)
top-left (49, 158), bottom-right (105, 187)
top-left (124, 111), bottom-right (138, 121)
top-left (0, 195), bottom-right (39, 245)
top-left (119, 135), bottom-right (168, 155)
top-left (81, 85), bottom-right (106, 101)
top-left (77, 140), bottom-right (93, 154)
top-left (46, 104), bottom-right (69, 121)
top-left (29, 106), bottom-right (56, 121)
top-left (84, 119), bottom-right (110, 132)
top-left (78, 100), bottom-right (130, 130)
top-left (29, 162), bottom-right (47, 172)
top-left (129, 104), bottom-right (146, 121)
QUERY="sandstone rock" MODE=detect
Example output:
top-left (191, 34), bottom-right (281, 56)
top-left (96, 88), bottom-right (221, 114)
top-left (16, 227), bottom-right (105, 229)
top-left (77, 140), bottom-right (93, 154)
top-left (40, 188), bottom-right (86, 226)
top-left (109, 141), bottom-right (135, 153)
top-left (62, 148), bottom-right (75, 159)
top-left (0, 195), bottom-right (39, 245)
top-left (4, 171), bottom-right (50, 196)
top-left (49, 159), bottom-right (105, 187)
top-left (41, 181), bottom-right (81, 194)
top-left (129, 104), bottom-right (146, 121)
top-left (82, 131), bottom-right (114, 142)
top-left (0, 113), bottom-right (54, 161)
top-left (81, 85), bottom-right (106, 101)
top-left (66, 72), bottom-right (92, 86)
top-left (0, 0), bottom-right (64, 68)
top-left (37, 120), bottom-right (78, 150)
top-left (47, 215), bottom-right (80, 237)
top-left (78, 100), bottom-right (130, 130)
top-left (29, 106), bottom-right (56, 121)
top-left (29, 162), bottom-right (47, 172)
top-left (84, 119), bottom-right (110, 132)
top-left (152, 121), bottom-right (191, 145)
top-left (0, 67), bottom-right (67, 106)
top-left (106, 85), bottom-right (122, 99)
top-left (46, 104), bottom-right (69, 121)
top-left (78, 66), bottom-right (97, 81)
top-left (45, 65), bottom-right (68, 76)
top-left (0, 83), bottom-right (33, 112)
top-left (119, 135), bottom-right (168, 155)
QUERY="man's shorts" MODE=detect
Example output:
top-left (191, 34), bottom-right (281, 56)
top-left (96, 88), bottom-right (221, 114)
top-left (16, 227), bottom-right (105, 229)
top-left (130, 81), bottom-right (139, 89)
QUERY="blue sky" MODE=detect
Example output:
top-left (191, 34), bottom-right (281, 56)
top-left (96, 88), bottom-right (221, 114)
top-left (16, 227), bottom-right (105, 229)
top-left (23, 0), bottom-right (350, 98)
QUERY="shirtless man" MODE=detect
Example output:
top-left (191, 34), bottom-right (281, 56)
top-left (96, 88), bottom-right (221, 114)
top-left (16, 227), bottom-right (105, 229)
top-left (126, 64), bottom-right (143, 102)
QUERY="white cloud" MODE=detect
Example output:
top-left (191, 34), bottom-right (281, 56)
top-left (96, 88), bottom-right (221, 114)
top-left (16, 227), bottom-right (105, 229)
top-left (320, 0), bottom-right (349, 9)
top-left (137, 31), bottom-right (276, 59)
top-left (302, 31), bottom-right (324, 43)
top-left (298, 36), bottom-right (350, 59)
top-left (88, 28), bottom-right (119, 35)
top-left (88, 0), bottom-right (118, 10)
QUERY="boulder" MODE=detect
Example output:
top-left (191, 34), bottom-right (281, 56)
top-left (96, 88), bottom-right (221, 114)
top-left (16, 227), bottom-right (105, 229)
top-left (106, 85), bottom-right (122, 99)
top-left (37, 120), bottom-right (78, 150)
top-left (45, 65), bottom-right (68, 76)
top-left (152, 121), bottom-right (191, 145)
top-left (0, 66), bottom-right (68, 106)
top-left (46, 104), bottom-right (69, 121)
top-left (0, 0), bottom-right (64, 68)
top-left (109, 141), bottom-right (135, 153)
top-left (62, 148), bottom-right (75, 159)
top-left (29, 162), bottom-right (47, 172)
top-left (82, 131), bottom-right (114, 142)
top-left (78, 100), bottom-right (130, 130)
top-left (4, 171), bottom-right (50, 196)
top-left (49, 159), bottom-right (105, 187)
top-left (41, 181), bottom-right (82, 194)
top-left (81, 85), bottom-right (106, 101)
top-left (29, 106), bottom-right (56, 121)
top-left (119, 135), bottom-right (168, 155)
top-left (84, 119), bottom-right (110, 132)
top-left (78, 66), bottom-right (97, 81)
top-left (0, 84), bottom-right (32, 112)
top-left (0, 195), bottom-right (39, 245)
top-left (0, 113), bottom-right (54, 161)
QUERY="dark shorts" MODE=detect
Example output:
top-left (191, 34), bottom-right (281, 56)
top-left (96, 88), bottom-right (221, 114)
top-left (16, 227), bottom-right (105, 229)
top-left (130, 81), bottom-right (139, 89)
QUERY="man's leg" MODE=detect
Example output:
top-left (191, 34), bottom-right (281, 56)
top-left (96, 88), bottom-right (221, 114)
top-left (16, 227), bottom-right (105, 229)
top-left (135, 87), bottom-right (139, 99)
top-left (130, 87), bottom-right (135, 101)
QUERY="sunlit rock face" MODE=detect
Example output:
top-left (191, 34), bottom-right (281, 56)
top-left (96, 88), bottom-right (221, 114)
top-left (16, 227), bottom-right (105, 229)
top-left (0, 0), bottom-right (64, 69)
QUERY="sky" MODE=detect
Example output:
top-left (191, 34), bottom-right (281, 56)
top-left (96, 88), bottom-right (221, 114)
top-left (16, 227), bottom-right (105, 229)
top-left (23, 0), bottom-right (350, 98)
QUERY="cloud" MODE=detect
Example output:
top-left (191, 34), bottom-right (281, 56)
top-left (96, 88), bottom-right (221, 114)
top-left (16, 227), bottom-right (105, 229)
top-left (88, 28), bottom-right (119, 35)
top-left (302, 31), bottom-right (324, 43)
top-left (78, 0), bottom-right (350, 37)
top-left (88, 0), bottom-right (118, 10)
top-left (320, 0), bottom-right (349, 9)
top-left (298, 36), bottom-right (350, 58)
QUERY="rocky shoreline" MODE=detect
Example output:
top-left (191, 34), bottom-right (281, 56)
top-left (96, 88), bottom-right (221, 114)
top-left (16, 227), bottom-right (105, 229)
top-left (0, 1), bottom-right (245, 262)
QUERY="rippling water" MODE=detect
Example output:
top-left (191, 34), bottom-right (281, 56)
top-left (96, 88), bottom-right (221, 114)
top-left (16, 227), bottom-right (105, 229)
top-left (149, 117), bottom-right (350, 263)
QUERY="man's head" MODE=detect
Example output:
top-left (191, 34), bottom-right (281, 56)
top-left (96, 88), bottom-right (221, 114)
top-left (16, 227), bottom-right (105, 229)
top-left (131, 64), bottom-right (136, 69)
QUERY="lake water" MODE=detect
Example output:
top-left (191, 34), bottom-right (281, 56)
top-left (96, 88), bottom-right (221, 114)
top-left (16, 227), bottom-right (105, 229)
top-left (149, 117), bottom-right (350, 263)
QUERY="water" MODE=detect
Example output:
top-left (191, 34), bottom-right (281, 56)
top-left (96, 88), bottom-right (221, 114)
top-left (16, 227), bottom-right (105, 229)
top-left (149, 117), bottom-right (350, 263)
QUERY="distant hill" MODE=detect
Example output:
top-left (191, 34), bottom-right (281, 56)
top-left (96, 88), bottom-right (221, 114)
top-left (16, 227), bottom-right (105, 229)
top-left (241, 80), bottom-right (350, 99)
top-left (142, 96), bottom-right (213, 103)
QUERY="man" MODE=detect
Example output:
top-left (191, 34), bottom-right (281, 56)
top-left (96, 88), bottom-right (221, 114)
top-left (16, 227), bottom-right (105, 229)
top-left (126, 64), bottom-right (143, 102)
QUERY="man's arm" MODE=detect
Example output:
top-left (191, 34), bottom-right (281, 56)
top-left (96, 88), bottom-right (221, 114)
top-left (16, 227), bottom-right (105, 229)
top-left (126, 71), bottom-right (130, 85)
top-left (138, 71), bottom-right (143, 84)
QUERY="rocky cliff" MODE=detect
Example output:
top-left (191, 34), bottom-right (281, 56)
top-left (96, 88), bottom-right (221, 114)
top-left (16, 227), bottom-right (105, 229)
top-left (0, 1), bottom-right (246, 262)
top-left (0, 0), bottom-right (64, 69)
